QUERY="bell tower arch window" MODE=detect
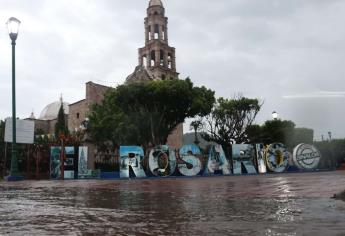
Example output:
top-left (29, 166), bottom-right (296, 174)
top-left (167, 53), bottom-right (172, 69)
top-left (142, 55), bottom-right (148, 67)
top-left (148, 25), bottom-right (152, 41)
top-left (150, 50), bottom-right (156, 67)
top-left (154, 24), bottom-right (160, 39)
top-left (160, 50), bottom-right (165, 66)
top-left (162, 26), bottom-right (165, 40)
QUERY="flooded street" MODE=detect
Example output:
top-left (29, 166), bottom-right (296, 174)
top-left (1, 172), bottom-right (345, 236)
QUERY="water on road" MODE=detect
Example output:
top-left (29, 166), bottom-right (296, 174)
top-left (1, 171), bottom-right (345, 235)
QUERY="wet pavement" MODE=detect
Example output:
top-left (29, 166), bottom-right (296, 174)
top-left (1, 171), bottom-right (345, 236)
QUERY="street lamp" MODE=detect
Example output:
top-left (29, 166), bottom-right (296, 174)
top-left (272, 111), bottom-right (278, 120)
top-left (6, 17), bottom-right (22, 181)
top-left (328, 131), bottom-right (332, 141)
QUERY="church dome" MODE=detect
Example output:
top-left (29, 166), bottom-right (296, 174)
top-left (39, 100), bottom-right (69, 120)
top-left (149, 0), bottom-right (163, 7)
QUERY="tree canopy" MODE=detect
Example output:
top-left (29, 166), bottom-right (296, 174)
top-left (201, 96), bottom-right (262, 148)
top-left (247, 119), bottom-right (295, 146)
top-left (246, 120), bottom-right (314, 148)
top-left (89, 78), bottom-right (215, 148)
top-left (54, 104), bottom-right (69, 138)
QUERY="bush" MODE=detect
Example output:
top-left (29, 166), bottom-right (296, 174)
top-left (314, 139), bottom-right (345, 169)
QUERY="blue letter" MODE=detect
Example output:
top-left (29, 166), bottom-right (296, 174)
top-left (255, 144), bottom-right (267, 174)
top-left (232, 144), bottom-right (257, 175)
top-left (204, 145), bottom-right (231, 175)
top-left (178, 144), bottom-right (203, 176)
top-left (149, 145), bottom-right (176, 177)
top-left (120, 146), bottom-right (146, 178)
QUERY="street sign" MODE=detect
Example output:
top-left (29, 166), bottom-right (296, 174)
top-left (4, 118), bottom-right (35, 144)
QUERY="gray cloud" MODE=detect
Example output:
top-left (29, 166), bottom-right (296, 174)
top-left (0, 0), bottom-right (344, 140)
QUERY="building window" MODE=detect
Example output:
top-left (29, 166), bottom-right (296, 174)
top-left (162, 27), bottom-right (165, 40)
top-left (142, 55), bottom-right (147, 67)
top-left (151, 50), bottom-right (156, 67)
top-left (77, 113), bottom-right (80, 119)
top-left (154, 24), bottom-right (159, 39)
top-left (168, 53), bottom-right (172, 69)
top-left (160, 50), bottom-right (164, 66)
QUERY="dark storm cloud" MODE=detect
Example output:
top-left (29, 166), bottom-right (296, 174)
top-left (0, 0), bottom-right (344, 139)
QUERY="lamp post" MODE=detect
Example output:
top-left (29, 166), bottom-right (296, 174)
top-left (6, 17), bottom-right (22, 181)
top-left (272, 111), bottom-right (278, 120)
top-left (328, 131), bottom-right (332, 141)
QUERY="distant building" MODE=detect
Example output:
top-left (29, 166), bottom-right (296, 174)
top-left (28, 0), bottom-right (183, 152)
top-left (26, 96), bottom-right (69, 135)
top-left (126, 0), bottom-right (183, 148)
top-left (68, 81), bottom-right (109, 133)
top-left (127, 0), bottom-right (179, 82)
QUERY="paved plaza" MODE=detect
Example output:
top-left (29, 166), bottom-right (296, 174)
top-left (1, 171), bottom-right (345, 235)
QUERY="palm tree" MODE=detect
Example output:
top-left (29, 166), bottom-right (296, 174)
top-left (190, 120), bottom-right (203, 145)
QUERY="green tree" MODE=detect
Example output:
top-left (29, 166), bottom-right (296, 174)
top-left (292, 128), bottom-right (314, 146)
top-left (202, 96), bottom-right (262, 148)
top-left (261, 119), bottom-right (295, 147)
top-left (247, 119), bottom-right (302, 148)
top-left (190, 120), bottom-right (203, 145)
top-left (245, 124), bottom-right (263, 143)
top-left (54, 104), bottom-right (68, 138)
top-left (89, 78), bottom-right (215, 148)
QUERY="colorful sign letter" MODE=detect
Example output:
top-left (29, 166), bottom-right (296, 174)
top-left (78, 146), bottom-right (89, 178)
top-left (204, 145), bottom-right (231, 175)
top-left (232, 144), bottom-right (257, 174)
top-left (256, 144), bottom-right (267, 174)
top-left (266, 143), bottom-right (290, 173)
top-left (293, 144), bottom-right (321, 170)
top-left (50, 147), bottom-right (62, 179)
top-left (178, 144), bottom-right (203, 176)
top-left (120, 146), bottom-right (146, 178)
top-left (149, 145), bottom-right (176, 177)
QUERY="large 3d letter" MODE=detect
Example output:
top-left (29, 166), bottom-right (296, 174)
top-left (78, 146), bottom-right (90, 178)
top-left (204, 145), bottom-right (231, 175)
top-left (266, 143), bottom-right (290, 173)
top-left (50, 146), bottom-right (76, 179)
top-left (178, 144), bottom-right (203, 176)
top-left (64, 147), bottom-right (75, 179)
top-left (255, 144), bottom-right (267, 174)
top-left (149, 145), bottom-right (176, 177)
top-left (50, 147), bottom-right (62, 179)
top-left (120, 146), bottom-right (146, 178)
top-left (232, 144), bottom-right (257, 175)
top-left (293, 144), bottom-right (321, 170)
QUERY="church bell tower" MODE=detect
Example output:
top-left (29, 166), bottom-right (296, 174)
top-left (125, 0), bottom-right (183, 148)
top-left (137, 0), bottom-right (179, 81)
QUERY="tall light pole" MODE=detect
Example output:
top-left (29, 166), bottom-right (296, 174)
top-left (6, 17), bottom-right (22, 180)
top-left (328, 131), bottom-right (332, 141)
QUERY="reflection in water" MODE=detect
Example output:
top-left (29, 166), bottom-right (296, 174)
top-left (0, 173), bottom-right (345, 235)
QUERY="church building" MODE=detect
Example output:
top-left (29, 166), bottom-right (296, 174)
top-left (29, 0), bottom-right (183, 152)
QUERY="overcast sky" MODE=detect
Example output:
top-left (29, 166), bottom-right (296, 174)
top-left (0, 0), bottom-right (344, 140)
